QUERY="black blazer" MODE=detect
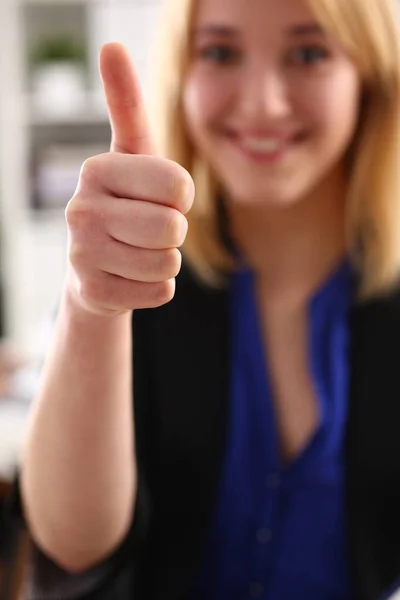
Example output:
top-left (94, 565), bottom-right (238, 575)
top-left (16, 263), bottom-right (400, 600)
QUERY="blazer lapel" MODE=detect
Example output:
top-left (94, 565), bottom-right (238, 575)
top-left (134, 266), bottom-right (231, 599)
top-left (347, 290), bottom-right (400, 600)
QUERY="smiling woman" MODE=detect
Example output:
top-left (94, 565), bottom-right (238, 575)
top-left (12, 0), bottom-right (400, 600)
top-left (150, 0), bottom-right (400, 297)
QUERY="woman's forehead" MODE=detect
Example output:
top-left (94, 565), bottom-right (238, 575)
top-left (191, 0), bottom-right (328, 49)
top-left (192, 0), bottom-right (316, 26)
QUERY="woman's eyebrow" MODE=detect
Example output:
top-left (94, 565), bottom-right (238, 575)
top-left (191, 24), bottom-right (238, 38)
top-left (287, 22), bottom-right (326, 37)
top-left (191, 21), bottom-right (325, 40)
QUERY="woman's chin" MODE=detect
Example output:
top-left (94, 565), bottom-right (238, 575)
top-left (223, 180), bottom-right (307, 209)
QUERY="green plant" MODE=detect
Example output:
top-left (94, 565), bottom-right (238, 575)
top-left (31, 36), bottom-right (86, 65)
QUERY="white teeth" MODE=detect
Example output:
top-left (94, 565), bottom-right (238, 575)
top-left (242, 137), bottom-right (281, 153)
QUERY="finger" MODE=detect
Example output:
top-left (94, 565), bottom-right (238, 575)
top-left (105, 199), bottom-right (188, 250)
top-left (82, 271), bottom-right (176, 311)
top-left (73, 241), bottom-right (182, 283)
top-left (99, 42), bottom-right (156, 155)
top-left (79, 154), bottom-right (194, 215)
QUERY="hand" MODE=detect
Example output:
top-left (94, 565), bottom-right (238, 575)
top-left (65, 43), bottom-right (195, 317)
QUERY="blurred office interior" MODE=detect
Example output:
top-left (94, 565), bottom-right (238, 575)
top-left (0, 2), bottom-right (161, 596)
top-left (0, 0), bottom-right (161, 355)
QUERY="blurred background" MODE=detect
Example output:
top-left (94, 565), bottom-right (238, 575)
top-left (0, 0), bottom-right (161, 356)
top-left (0, 2), bottom-right (161, 594)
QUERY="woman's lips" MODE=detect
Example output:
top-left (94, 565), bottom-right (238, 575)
top-left (224, 130), bottom-right (306, 163)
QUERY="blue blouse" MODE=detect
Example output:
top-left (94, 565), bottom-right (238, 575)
top-left (192, 260), bottom-right (354, 599)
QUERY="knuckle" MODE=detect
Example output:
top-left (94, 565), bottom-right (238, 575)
top-left (160, 248), bottom-right (182, 279)
top-left (171, 165), bottom-right (195, 214)
top-left (164, 211), bottom-right (187, 247)
top-left (79, 154), bottom-right (108, 188)
top-left (65, 200), bottom-right (89, 230)
top-left (160, 159), bottom-right (194, 213)
top-left (69, 243), bottom-right (89, 270)
top-left (152, 279), bottom-right (176, 306)
top-left (65, 200), bottom-right (77, 228)
top-left (66, 197), bottom-right (104, 238)
top-left (178, 216), bottom-right (189, 246)
top-left (79, 276), bottom-right (103, 305)
top-left (80, 156), bottom-right (99, 183)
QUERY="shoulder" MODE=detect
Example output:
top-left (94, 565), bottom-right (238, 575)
top-left (351, 283), bottom-right (400, 335)
top-left (350, 283), bottom-right (400, 384)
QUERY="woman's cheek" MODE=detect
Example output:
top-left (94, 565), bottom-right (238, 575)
top-left (183, 69), bottom-right (236, 129)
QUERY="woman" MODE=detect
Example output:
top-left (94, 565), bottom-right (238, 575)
top-left (15, 0), bottom-right (400, 599)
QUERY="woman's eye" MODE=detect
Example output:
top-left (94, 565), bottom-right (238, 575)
top-left (290, 45), bottom-right (329, 66)
top-left (198, 45), bottom-right (238, 65)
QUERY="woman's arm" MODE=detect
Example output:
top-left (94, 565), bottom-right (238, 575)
top-left (19, 43), bottom-right (194, 574)
top-left (20, 293), bottom-right (136, 573)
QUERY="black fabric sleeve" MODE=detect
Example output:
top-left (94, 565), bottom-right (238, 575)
top-left (3, 476), bottom-right (136, 600)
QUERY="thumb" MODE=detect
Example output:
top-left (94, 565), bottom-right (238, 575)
top-left (99, 42), bottom-right (156, 155)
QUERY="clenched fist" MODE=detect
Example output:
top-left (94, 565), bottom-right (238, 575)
top-left (65, 43), bottom-right (194, 316)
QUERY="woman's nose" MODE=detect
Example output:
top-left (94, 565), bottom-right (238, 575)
top-left (238, 64), bottom-right (291, 122)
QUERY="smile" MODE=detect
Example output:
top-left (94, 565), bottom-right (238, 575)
top-left (240, 136), bottom-right (283, 154)
top-left (224, 130), bottom-right (306, 163)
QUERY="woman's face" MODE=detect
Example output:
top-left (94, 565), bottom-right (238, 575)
top-left (183, 0), bottom-right (361, 207)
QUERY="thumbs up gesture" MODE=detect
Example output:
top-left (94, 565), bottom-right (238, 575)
top-left (65, 43), bottom-right (195, 316)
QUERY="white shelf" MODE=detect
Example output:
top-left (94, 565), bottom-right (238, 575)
top-left (25, 207), bottom-right (66, 222)
top-left (27, 98), bottom-right (109, 126)
top-left (21, 0), bottom-right (85, 5)
top-left (0, 0), bottom-right (161, 352)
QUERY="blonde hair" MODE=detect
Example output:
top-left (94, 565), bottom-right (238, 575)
top-left (148, 0), bottom-right (400, 298)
